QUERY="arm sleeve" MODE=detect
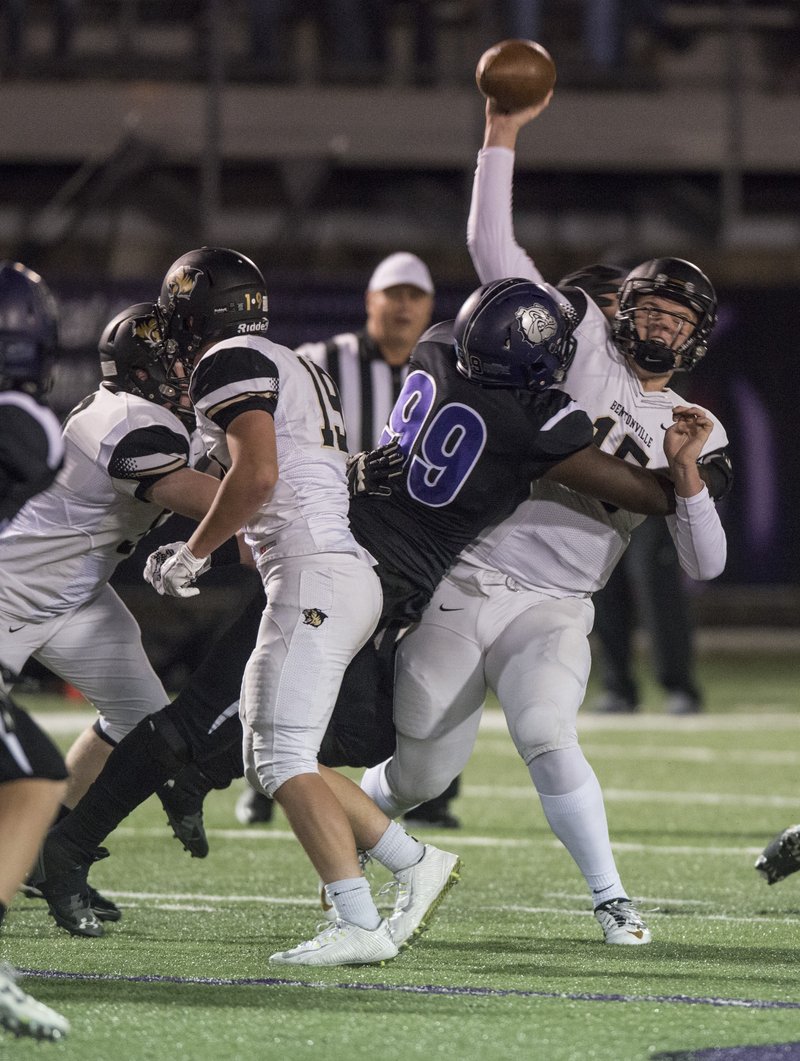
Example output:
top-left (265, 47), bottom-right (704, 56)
top-left (467, 146), bottom-right (545, 285)
top-left (666, 485), bottom-right (727, 580)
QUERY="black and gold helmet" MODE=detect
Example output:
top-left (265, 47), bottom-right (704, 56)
top-left (157, 246), bottom-right (269, 362)
top-left (99, 302), bottom-right (194, 428)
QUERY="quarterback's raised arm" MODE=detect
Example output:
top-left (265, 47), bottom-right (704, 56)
top-left (467, 98), bottom-right (552, 286)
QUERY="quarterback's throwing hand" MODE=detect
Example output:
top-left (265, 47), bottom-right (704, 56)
top-left (346, 438), bottom-right (404, 498)
top-left (144, 541), bottom-right (211, 598)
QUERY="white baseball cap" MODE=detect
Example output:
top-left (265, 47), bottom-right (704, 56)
top-left (367, 252), bottom-right (434, 296)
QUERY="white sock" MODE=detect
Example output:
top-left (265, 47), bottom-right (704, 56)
top-left (360, 761), bottom-right (413, 817)
top-left (367, 819), bottom-right (424, 873)
top-left (535, 772), bottom-right (627, 907)
top-left (324, 876), bottom-right (381, 930)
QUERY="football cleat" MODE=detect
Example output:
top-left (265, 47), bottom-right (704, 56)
top-left (157, 766), bottom-right (211, 858)
top-left (593, 897), bottom-right (652, 945)
top-left (0, 963), bottom-right (70, 1041)
top-left (269, 919), bottom-right (398, 967)
top-left (21, 874), bottom-right (119, 922)
top-left (36, 833), bottom-right (106, 938)
top-left (384, 845), bottom-right (462, 948)
top-left (87, 887), bottom-right (121, 922)
top-left (755, 824), bottom-right (800, 885)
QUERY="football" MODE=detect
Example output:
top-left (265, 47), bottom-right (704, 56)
top-left (475, 39), bottom-right (557, 113)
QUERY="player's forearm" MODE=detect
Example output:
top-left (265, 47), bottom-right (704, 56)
top-left (669, 458), bottom-right (705, 499)
top-left (546, 446), bottom-right (675, 516)
top-left (147, 468), bottom-right (221, 523)
top-left (187, 467), bottom-right (275, 560)
top-left (668, 487), bottom-right (727, 580)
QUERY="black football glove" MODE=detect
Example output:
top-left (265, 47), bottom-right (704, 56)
top-left (346, 438), bottom-right (404, 498)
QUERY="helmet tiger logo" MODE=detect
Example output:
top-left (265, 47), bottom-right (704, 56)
top-left (516, 303), bottom-right (558, 346)
top-left (131, 316), bottom-right (162, 347)
top-left (166, 266), bottom-right (203, 302)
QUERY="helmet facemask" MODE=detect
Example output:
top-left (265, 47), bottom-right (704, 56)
top-left (613, 259), bottom-right (717, 374)
top-left (99, 305), bottom-right (195, 429)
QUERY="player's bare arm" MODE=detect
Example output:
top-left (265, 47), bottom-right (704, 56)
top-left (187, 409), bottom-right (278, 561)
top-left (544, 444), bottom-right (675, 515)
top-left (144, 467), bottom-right (222, 523)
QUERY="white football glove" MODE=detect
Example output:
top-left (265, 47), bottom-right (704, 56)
top-left (143, 541), bottom-right (211, 598)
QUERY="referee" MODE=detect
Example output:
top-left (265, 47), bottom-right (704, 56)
top-left (236, 253), bottom-right (463, 830)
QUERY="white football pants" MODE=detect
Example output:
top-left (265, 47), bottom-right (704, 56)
top-left (240, 551), bottom-right (382, 796)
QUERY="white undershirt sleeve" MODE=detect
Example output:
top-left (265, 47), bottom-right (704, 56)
top-left (467, 147), bottom-right (546, 285)
top-left (667, 485), bottom-right (727, 580)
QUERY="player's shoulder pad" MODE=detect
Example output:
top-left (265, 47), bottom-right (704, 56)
top-left (555, 285), bottom-right (593, 326)
top-left (191, 340), bottom-right (280, 399)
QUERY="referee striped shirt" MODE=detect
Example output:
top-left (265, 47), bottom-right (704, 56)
top-left (295, 330), bottom-right (409, 451)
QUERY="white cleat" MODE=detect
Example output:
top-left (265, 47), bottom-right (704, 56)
top-left (269, 918), bottom-right (398, 967)
top-left (0, 963), bottom-right (70, 1041)
top-left (386, 845), bottom-right (462, 948)
top-left (593, 898), bottom-right (652, 945)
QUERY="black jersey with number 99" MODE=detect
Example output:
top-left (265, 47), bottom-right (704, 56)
top-left (348, 320), bottom-right (593, 625)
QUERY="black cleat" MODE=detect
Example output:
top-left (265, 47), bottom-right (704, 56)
top-left (157, 764), bottom-right (212, 858)
top-left (88, 886), bottom-right (121, 922)
top-left (23, 872), bottom-right (119, 922)
top-left (755, 824), bottom-right (800, 884)
top-left (36, 833), bottom-right (107, 938)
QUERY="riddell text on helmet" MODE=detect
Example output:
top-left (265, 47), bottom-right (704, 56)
top-left (237, 319), bottom-right (269, 333)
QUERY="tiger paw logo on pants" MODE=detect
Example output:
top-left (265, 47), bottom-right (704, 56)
top-left (302, 608), bottom-right (328, 627)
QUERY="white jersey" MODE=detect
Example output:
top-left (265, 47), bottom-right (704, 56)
top-left (189, 334), bottom-right (372, 564)
top-left (296, 331), bottom-right (409, 451)
top-left (0, 386), bottom-right (192, 622)
top-left (462, 144), bottom-right (728, 595)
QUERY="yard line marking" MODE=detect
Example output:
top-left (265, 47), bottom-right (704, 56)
top-left (17, 967), bottom-right (800, 1010)
top-left (476, 711), bottom-right (800, 734)
top-left (569, 744), bottom-right (800, 766)
top-left (108, 825), bottom-right (767, 857)
top-left (463, 785), bottom-right (799, 807)
top-left (490, 903), bottom-right (800, 927)
top-left (27, 709), bottom-right (800, 736)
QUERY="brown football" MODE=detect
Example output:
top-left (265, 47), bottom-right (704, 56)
top-left (476, 39), bottom-right (556, 112)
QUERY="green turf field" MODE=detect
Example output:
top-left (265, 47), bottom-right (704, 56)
top-left (4, 648), bottom-right (800, 1060)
